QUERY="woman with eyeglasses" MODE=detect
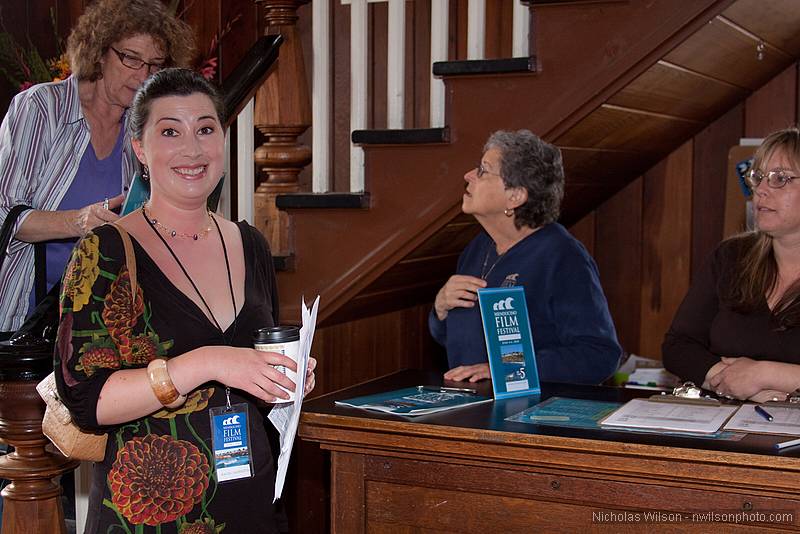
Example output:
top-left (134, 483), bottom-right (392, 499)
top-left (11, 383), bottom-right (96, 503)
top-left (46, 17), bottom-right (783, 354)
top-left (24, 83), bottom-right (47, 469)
top-left (429, 130), bottom-right (621, 385)
top-left (663, 126), bottom-right (800, 402)
top-left (0, 0), bottom-right (195, 333)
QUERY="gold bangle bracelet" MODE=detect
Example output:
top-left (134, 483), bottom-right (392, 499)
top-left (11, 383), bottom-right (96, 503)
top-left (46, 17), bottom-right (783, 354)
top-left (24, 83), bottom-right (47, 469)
top-left (146, 358), bottom-right (186, 409)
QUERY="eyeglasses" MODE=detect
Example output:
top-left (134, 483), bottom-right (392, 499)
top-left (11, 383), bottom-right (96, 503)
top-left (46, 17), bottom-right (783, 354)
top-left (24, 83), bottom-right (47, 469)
top-left (109, 47), bottom-right (164, 74)
top-left (746, 169), bottom-right (800, 190)
top-left (476, 162), bottom-right (502, 179)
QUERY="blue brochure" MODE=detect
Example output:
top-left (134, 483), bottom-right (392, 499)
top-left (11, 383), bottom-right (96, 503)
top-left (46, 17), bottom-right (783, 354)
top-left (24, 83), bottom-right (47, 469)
top-left (477, 286), bottom-right (540, 399)
top-left (121, 172), bottom-right (150, 215)
top-left (335, 386), bottom-right (492, 416)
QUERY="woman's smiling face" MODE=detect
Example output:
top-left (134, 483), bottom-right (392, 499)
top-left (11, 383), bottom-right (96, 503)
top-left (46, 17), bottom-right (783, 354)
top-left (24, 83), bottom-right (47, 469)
top-left (132, 93), bottom-right (224, 209)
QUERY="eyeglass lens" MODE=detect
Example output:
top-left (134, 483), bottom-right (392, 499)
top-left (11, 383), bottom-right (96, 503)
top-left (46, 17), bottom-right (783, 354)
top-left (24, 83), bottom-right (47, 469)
top-left (747, 169), bottom-right (796, 189)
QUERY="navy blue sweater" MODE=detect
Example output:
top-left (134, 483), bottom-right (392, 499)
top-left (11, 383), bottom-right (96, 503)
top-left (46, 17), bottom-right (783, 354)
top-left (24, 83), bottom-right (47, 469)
top-left (429, 223), bottom-right (621, 385)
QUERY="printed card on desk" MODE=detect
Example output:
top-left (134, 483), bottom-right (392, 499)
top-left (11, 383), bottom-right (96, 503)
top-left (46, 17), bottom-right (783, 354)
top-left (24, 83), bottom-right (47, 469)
top-left (477, 286), bottom-right (540, 399)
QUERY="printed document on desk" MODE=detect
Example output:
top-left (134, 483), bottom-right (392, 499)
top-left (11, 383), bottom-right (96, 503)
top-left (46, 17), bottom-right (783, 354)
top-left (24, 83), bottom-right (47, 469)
top-left (600, 398), bottom-right (738, 434)
top-left (723, 404), bottom-right (800, 436)
top-left (336, 386), bottom-right (492, 416)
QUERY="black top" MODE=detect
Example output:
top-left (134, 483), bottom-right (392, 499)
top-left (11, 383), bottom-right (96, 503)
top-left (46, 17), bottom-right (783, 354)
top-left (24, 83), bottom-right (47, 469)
top-left (662, 236), bottom-right (800, 386)
top-left (55, 222), bottom-right (284, 533)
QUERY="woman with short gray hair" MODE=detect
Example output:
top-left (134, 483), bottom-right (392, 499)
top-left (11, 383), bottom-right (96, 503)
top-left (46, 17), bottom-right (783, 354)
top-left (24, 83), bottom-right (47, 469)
top-left (429, 129), bottom-right (621, 384)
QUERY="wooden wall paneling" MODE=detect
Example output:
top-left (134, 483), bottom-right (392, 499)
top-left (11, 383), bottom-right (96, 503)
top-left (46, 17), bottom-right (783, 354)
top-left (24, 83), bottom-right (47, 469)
top-left (663, 17), bottom-right (791, 91)
top-left (595, 178), bottom-right (643, 356)
top-left (0, 0), bottom-right (57, 114)
top-left (560, 184), bottom-right (618, 227)
top-left (410, 0), bottom-right (431, 129)
top-left (608, 61), bottom-right (747, 122)
top-left (370, 1), bottom-right (388, 129)
top-left (555, 105), bottom-right (703, 154)
top-left (313, 304), bottom-right (445, 395)
top-left (333, 0), bottom-right (352, 191)
top-left (567, 211), bottom-right (595, 256)
top-left (484, 0), bottom-right (513, 59)
top-left (183, 0), bottom-right (220, 71)
top-left (691, 104), bottom-right (743, 279)
top-left (218, 0), bottom-right (259, 79)
top-left (723, 144), bottom-right (755, 239)
top-left (639, 141), bottom-right (693, 359)
top-left (560, 147), bottom-right (651, 190)
top-left (744, 62), bottom-right (798, 137)
top-left (452, 0), bottom-right (467, 61)
top-left (723, 0), bottom-right (800, 56)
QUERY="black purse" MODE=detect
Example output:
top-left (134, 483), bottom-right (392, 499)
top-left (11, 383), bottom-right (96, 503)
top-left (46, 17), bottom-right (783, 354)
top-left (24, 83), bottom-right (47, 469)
top-left (0, 205), bottom-right (60, 343)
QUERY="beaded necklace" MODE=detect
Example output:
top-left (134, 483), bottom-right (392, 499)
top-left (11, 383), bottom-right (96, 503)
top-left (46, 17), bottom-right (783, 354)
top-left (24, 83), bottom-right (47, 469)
top-left (142, 205), bottom-right (214, 240)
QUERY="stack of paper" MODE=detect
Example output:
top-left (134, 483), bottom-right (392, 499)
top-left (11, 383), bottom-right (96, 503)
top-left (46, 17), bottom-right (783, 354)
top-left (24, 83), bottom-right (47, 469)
top-left (267, 296), bottom-right (320, 501)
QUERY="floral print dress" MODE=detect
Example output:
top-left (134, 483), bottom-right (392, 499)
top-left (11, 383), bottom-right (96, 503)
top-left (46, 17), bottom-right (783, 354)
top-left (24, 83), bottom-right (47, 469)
top-left (54, 222), bottom-right (284, 534)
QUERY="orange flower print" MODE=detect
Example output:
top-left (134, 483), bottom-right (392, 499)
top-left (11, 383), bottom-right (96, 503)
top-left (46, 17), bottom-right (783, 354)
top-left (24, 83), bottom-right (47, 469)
top-left (76, 340), bottom-right (121, 376)
top-left (61, 234), bottom-right (100, 312)
top-left (102, 265), bottom-right (144, 363)
top-left (179, 517), bottom-right (225, 533)
top-left (109, 434), bottom-right (209, 526)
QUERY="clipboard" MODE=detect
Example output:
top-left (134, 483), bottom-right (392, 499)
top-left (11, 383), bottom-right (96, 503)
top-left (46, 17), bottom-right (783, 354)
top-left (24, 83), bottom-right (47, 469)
top-left (723, 404), bottom-right (800, 436)
top-left (599, 395), bottom-right (739, 434)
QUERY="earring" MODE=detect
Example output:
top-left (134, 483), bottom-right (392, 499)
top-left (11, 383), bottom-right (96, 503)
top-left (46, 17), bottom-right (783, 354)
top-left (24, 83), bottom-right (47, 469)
top-left (504, 208), bottom-right (514, 217)
top-left (141, 165), bottom-right (150, 182)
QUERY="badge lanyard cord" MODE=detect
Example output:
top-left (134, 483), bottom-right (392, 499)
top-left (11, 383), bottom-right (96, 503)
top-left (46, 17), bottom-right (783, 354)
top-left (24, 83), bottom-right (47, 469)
top-left (143, 209), bottom-right (237, 411)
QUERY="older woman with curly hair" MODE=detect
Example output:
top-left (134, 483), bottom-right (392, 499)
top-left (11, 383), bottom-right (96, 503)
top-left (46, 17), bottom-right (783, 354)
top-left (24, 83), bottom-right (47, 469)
top-left (429, 130), bottom-right (621, 384)
top-left (0, 0), bottom-right (195, 333)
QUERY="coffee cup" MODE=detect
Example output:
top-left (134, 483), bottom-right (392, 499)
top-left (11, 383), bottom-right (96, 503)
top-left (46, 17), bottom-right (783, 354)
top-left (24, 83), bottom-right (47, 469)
top-left (253, 326), bottom-right (300, 402)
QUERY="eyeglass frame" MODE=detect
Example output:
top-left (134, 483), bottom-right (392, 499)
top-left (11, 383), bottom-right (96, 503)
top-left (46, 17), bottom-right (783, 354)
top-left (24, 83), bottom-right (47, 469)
top-left (476, 162), bottom-right (503, 180)
top-left (109, 46), bottom-right (164, 75)
top-left (745, 168), bottom-right (800, 190)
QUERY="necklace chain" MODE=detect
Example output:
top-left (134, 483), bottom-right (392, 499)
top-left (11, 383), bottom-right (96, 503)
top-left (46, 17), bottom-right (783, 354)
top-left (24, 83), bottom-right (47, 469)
top-left (480, 244), bottom-right (505, 280)
top-left (142, 205), bottom-right (214, 240)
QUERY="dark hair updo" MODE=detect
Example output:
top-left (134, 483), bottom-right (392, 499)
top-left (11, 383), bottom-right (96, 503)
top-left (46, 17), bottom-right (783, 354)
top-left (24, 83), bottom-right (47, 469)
top-left (128, 68), bottom-right (226, 141)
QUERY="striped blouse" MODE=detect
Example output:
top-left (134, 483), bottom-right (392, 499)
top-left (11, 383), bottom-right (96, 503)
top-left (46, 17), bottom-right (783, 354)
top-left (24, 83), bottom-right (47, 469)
top-left (0, 76), bottom-right (136, 331)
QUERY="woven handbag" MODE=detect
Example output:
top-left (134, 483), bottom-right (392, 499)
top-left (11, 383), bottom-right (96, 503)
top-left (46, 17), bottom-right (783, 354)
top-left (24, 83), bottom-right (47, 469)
top-left (37, 223), bottom-right (137, 461)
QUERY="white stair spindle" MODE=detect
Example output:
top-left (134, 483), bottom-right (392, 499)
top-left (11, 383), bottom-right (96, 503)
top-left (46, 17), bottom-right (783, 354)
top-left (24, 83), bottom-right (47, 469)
top-left (313, 0), bottom-right (332, 192)
top-left (467, 0), bottom-right (485, 60)
top-left (350, 0), bottom-right (368, 192)
top-left (237, 98), bottom-right (255, 224)
top-left (430, 0), bottom-right (448, 128)
top-left (513, 0), bottom-right (530, 57)
top-left (387, 0), bottom-right (406, 129)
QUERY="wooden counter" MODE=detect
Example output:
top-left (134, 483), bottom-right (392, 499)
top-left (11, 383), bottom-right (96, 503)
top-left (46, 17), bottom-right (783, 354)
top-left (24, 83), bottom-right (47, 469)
top-left (299, 370), bottom-right (800, 532)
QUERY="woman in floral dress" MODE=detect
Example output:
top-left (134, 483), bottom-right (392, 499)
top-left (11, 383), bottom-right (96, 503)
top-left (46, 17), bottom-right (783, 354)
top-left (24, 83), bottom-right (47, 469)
top-left (54, 68), bottom-right (316, 533)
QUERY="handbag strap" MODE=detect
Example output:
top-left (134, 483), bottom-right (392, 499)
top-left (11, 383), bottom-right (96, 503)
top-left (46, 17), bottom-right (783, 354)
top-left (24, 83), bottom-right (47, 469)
top-left (110, 223), bottom-right (138, 299)
top-left (0, 205), bottom-right (47, 305)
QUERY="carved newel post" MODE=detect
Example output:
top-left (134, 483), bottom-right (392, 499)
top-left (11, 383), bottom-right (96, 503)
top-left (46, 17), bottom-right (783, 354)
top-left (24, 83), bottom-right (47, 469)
top-left (0, 338), bottom-right (79, 534)
top-left (253, 0), bottom-right (312, 256)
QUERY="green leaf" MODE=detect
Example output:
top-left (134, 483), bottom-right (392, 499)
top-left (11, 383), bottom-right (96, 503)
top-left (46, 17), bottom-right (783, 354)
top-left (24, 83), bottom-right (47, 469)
top-left (25, 47), bottom-right (50, 83)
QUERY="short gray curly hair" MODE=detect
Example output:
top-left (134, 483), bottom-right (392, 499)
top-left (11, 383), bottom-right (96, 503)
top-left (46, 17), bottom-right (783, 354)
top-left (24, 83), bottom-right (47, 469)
top-left (484, 129), bottom-right (564, 229)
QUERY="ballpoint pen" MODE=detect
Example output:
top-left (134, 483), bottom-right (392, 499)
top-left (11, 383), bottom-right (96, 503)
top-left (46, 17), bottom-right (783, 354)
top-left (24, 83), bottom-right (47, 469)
top-left (775, 437), bottom-right (800, 450)
top-left (418, 386), bottom-right (478, 394)
top-left (754, 405), bottom-right (774, 422)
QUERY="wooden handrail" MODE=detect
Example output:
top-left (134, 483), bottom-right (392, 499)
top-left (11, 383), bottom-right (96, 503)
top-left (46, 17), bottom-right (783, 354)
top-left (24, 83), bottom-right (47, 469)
top-left (221, 34), bottom-right (283, 129)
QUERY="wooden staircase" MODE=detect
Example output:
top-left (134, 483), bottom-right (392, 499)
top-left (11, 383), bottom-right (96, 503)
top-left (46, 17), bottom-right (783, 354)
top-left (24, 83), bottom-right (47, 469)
top-left (274, 0), bottom-right (800, 327)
